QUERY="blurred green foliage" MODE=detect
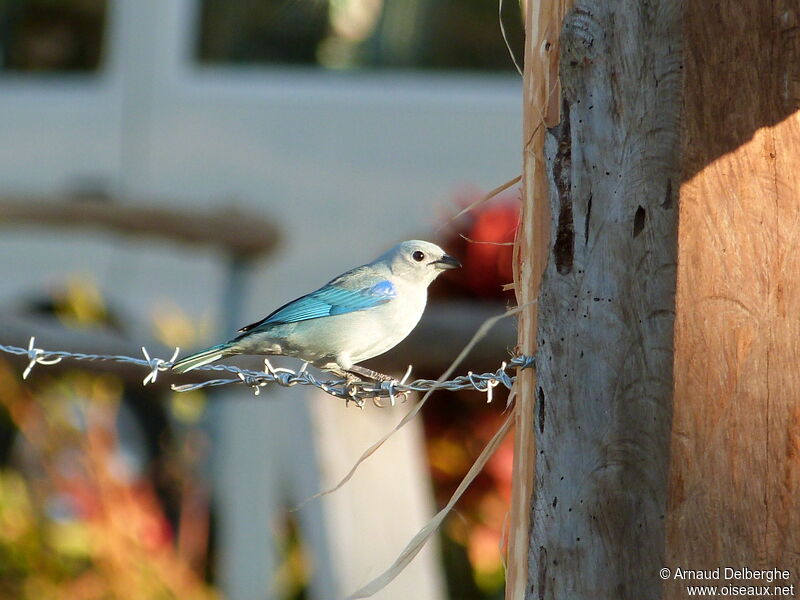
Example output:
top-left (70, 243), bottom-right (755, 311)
top-left (0, 361), bottom-right (219, 600)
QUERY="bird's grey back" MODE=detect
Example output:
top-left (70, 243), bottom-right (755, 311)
top-left (328, 262), bottom-right (392, 289)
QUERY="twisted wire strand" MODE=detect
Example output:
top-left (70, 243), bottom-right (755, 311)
top-left (0, 337), bottom-right (535, 406)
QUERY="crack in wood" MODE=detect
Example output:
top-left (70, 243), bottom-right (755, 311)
top-left (537, 545), bottom-right (548, 600)
top-left (552, 99), bottom-right (575, 274)
top-left (538, 386), bottom-right (546, 433)
top-left (633, 205), bottom-right (646, 238)
top-left (585, 192), bottom-right (593, 244)
top-left (662, 179), bottom-right (673, 209)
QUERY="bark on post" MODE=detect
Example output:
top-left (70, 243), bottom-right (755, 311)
top-left (521, 1), bottom-right (682, 597)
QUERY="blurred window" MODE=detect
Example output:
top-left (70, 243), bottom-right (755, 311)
top-left (197, 0), bottom-right (524, 72)
top-left (0, 0), bottom-right (107, 72)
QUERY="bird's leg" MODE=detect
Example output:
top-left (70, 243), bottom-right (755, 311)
top-left (345, 365), bottom-right (410, 407)
top-left (346, 365), bottom-right (394, 383)
top-left (324, 364), bottom-right (358, 382)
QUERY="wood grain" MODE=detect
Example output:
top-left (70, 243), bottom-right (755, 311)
top-left (508, 1), bottom-right (571, 598)
top-left (666, 0), bottom-right (800, 593)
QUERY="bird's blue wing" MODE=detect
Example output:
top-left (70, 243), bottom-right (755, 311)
top-left (266, 282), bottom-right (396, 323)
top-left (237, 279), bottom-right (397, 332)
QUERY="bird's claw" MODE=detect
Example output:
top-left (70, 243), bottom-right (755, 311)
top-left (372, 389), bottom-right (408, 408)
top-left (332, 367), bottom-right (408, 408)
top-left (343, 373), bottom-right (365, 408)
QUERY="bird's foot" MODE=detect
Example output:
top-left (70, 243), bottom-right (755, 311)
top-left (325, 365), bottom-right (403, 408)
top-left (326, 367), bottom-right (366, 408)
top-left (346, 365), bottom-right (413, 407)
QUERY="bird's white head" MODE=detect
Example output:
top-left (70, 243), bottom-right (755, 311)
top-left (377, 240), bottom-right (461, 286)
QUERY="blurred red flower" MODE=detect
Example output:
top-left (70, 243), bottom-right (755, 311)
top-left (436, 187), bottom-right (520, 301)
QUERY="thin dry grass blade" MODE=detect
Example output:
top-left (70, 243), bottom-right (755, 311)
top-left (458, 233), bottom-right (516, 246)
top-left (499, 0), bottom-right (523, 76)
top-left (292, 304), bottom-right (525, 511)
top-left (438, 175), bottom-right (521, 232)
top-left (347, 407), bottom-right (515, 599)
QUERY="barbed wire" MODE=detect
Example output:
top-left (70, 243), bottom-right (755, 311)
top-left (0, 337), bottom-right (535, 407)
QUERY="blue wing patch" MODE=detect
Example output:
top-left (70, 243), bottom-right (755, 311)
top-left (365, 280), bottom-right (396, 299)
top-left (237, 280), bottom-right (397, 332)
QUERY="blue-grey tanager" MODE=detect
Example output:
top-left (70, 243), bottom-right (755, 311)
top-left (171, 240), bottom-right (460, 380)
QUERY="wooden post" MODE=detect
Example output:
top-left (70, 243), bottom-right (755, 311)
top-left (666, 1), bottom-right (800, 596)
top-left (512, 0), bottom-right (800, 598)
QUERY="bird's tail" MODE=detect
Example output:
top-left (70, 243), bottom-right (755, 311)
top-left (172, 343), bottom-right (233, 374)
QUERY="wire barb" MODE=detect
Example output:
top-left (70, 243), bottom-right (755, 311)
top-left (22, 337), bottom-right (62, 380)
top-left (0, 341), bottom-right (535, 405)
top-left (142, 346), bottom-right (180, 386)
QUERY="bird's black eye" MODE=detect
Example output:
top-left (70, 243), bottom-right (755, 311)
top-left (412, 251), bottom-right (425, 262)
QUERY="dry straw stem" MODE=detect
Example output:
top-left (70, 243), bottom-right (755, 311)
top-left (347, 402), bottom-right (516, 599)
top-left (458, 233), bottom-right (515, 247)
top-left (438, 174), bottom-right (522, 231)
top-left (506, 0), bottom-right (571, 597)
top-left (499, 0), bottom-right (524, 76)
top-left (312, 305), bottom-right (532, 598)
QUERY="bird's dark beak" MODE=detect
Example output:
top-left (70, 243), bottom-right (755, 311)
top-left (431, 254), bottom-right (462, 270)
